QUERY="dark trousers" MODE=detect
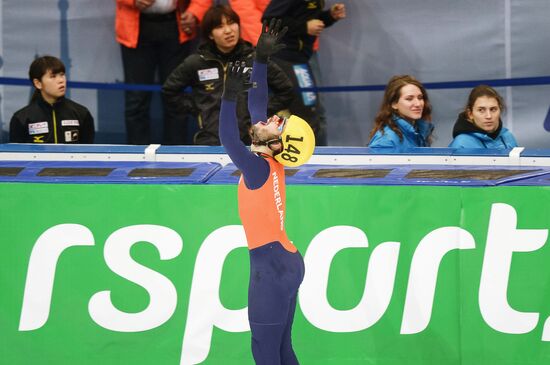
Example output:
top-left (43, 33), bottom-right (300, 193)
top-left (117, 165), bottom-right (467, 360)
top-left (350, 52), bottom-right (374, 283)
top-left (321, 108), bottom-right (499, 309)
top-left (271, 57), bottom-right (326, 146)
top-left (121, 13), bottom-right (192, 145)
top-left (249, 242), bottom-right (305, 365)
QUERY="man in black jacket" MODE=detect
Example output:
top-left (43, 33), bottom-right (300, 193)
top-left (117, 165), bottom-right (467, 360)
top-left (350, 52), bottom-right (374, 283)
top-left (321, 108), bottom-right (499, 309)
top-left (262, 0), bottom-right (345, 145)
top-left (162, 4), bottom-right (293, 145)
top-left (10, 56), bottom-right (94, 144)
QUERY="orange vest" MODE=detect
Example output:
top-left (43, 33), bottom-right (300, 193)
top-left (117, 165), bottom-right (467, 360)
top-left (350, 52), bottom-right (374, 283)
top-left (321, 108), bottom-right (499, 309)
top-left (229, 0), bottom-right (270, 46)
top-left (238, 156), bottom-right (296, 252)
top-left (115, 0), bottom-right (213, 48)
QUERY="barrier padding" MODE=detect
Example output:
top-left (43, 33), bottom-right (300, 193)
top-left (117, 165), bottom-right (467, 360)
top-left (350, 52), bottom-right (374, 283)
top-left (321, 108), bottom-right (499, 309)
top-left (519, 148), bottom-right (550, 157)
top-left (498, 172), bottom-right (550, 186)
top-left (342, 147), bottom-right (514, 156)
top-left (0, 144), bottom-right (518, 156)
top-left (0, 161), bottom-right (221, 184)
top-left (0, 143), bottom-right (148, 154)
top-left (155, 145), bottom-right (226, 154)
top-left (207, 163), bottom-right (550, 186)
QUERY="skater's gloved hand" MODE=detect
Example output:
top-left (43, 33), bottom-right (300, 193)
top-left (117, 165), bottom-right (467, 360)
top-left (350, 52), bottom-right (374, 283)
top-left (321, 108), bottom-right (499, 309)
top-left (255, 18), bottom-right (287, 63)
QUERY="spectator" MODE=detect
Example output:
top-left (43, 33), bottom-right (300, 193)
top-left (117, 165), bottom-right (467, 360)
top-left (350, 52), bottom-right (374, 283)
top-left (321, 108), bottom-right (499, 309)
top-left (449, 85), bottom-right (518, 149)
top-left (162, 4), bottom-right (293, 145)
top-left (262, 0), bottom-right (346, 145)
top-left (368, 75), bottom-right (434, 149)
top-left (115, 0), bottom-right (212, 145)
top-left (9, 56), bottom-right (94, 144)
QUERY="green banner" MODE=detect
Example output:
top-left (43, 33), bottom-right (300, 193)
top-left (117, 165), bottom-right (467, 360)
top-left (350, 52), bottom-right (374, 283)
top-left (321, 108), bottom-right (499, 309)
top-left (1, 183), bottom-right (550, 364)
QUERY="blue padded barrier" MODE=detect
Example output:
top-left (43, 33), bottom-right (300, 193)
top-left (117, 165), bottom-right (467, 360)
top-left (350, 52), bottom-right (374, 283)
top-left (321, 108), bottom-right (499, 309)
top-left (205, 163), bottom-right (242, 185)
top-left (0, 161), bottom-right (221, 184)
top-left (394, 165), bottom-right (550, 186)
top-left (499, 172), bottom-right (550, 186)
top-left (0, 143), bottom-right (147, 154)
top-left (450, 148), bottom-right (516, 157)
top-left (206, 163), bottom-right (550, 186)
top-left (313, 147), bottom-right (376, 155)
top-left (3, 145), bottom-right (550, 186)
top-left (519, 149), bottom-right (550, 157)
top-left (0, 143), bottom-right (529, 157)
top-left (312, 147), bottom-right (513, 157)
top-left (155, 145), bottom-right (226, 155)
top-left (327, 146), bottom-right (516, 157)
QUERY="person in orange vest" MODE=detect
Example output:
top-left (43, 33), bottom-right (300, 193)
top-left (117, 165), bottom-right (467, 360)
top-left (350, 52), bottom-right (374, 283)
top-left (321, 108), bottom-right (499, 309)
top-left (115, 0), bottom-right (212, 144)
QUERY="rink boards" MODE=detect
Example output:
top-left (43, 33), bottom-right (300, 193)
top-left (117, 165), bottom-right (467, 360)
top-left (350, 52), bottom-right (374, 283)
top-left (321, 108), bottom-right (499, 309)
top-left (1, 145), bottom-right (550, 365)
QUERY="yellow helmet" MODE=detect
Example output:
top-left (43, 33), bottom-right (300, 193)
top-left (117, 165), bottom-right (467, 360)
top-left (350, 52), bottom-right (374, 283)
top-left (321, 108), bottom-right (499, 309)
top-left (274, 115), bottom-right (315, 167)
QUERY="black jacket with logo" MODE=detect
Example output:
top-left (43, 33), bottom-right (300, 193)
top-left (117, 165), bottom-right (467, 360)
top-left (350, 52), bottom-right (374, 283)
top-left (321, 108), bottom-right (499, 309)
top-left (162, 40), bottom-right (294, 145)
top-left (263, 0), bottom-right (336, 63)
top-left (9, 95), bottom-right (95, 144)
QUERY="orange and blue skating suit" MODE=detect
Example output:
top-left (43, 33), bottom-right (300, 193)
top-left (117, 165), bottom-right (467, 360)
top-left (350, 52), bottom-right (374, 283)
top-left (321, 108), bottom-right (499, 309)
top-left (238, 155), bottom-right (296, 252)
top-left (220, 61), bottom-right (304, 365)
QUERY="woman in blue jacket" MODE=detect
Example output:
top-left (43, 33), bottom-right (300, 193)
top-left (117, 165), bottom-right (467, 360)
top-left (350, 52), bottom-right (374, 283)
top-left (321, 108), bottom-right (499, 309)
top-left (368, 75), bottom-right (434, 149)
top-left (449, 85), bottom-right (518, 149)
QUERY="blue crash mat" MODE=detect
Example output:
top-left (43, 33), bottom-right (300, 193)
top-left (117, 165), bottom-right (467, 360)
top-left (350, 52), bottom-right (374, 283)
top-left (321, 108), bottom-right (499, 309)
top-left (498, 171), bottom-right (550, 186)
top-left (0, 161), bottom-right (221, 184)
top-left (206, 163), bottom-right (550, 186)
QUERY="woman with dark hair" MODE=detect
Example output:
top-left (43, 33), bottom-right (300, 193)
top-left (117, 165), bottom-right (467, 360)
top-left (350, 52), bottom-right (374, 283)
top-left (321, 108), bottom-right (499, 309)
top-left (449, 85), bottom-right (518, 149)
top-left (368, 75), bottom-right (434, 149)
top-left (9, 55), bottom-right (94, 144)
top-left (162, 4), bottom-right (293, 145)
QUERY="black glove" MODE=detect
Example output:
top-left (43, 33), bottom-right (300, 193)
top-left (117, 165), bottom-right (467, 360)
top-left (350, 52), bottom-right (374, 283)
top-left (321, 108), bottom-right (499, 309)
top-left (255, 18), bottom-right (288, 63)
top-left (222, 61), bottom-right (252, 101)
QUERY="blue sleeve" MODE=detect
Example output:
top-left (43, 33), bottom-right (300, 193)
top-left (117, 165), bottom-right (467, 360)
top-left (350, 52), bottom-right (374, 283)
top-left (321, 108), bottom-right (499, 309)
top-left (368, 130), bottom-right (397, 148)
top-left (248, 61), bottom-right (268, 125)
top-left (448, 136), bottom-right (467, 148)
top-left (417, 120), bottom-right (434, 140)
top-left (448, 138), bottom-right (463, 148)
top-left (449, 134), bottom-right (484, 149)
top-left (219, 99), bottom-right (270, 189)
top-left (504, 130), bottom-right (519, 148)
